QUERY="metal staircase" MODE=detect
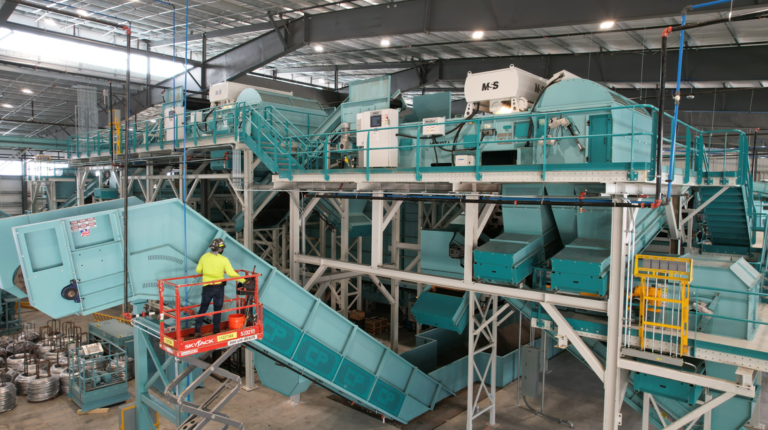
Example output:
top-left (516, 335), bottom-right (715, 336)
top-left (239, 105), bottom-right (326, 177)
top-left (698, 185), bottom-right (754, 252)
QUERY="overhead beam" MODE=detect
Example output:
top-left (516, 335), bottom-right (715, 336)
top-left (1, 22), bottom-right (202, 66)
top-left (152, 22), bottom-right (274, 47)
top-left (0, 0), bottom-right (17, 24)
top-left (277, 62), bottom-right (415, 74)
top-left (389, 46), bottom-right (768, 92)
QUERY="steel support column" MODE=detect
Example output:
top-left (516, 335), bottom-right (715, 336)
top-left (604, 203), bottom-right (630, 430)
top-left (243, 153), bottom-right (254, 252)
top-left (289, 191), bottom-right (301, 283)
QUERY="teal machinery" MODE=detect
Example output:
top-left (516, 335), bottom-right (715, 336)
top-left (2, 199), bottom-right (450, 424)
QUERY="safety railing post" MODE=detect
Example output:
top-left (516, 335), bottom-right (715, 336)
top-left (366, 131), bottom-right (371, 182)
top-left (629, 106), bottom-right (636, 180)
top-left (684, 127), bottom-right (691, 183)
top-left (475, 118), bottom-right (482, 180)
top-left (650, 110), bottom-right (658, 179)
top-left (542, 113), bottom-right (548, 180)
top-left (213, 108), bottom-right (217, 144)
top-left (415, 126), bottom-right (422, 181)
top-left (324, 135), bottom-right (329, 181)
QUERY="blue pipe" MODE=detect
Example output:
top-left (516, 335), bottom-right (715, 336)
top-left (667, 0), bottom-right (743, 199)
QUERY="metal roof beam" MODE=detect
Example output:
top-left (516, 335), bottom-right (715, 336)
top-left (164, 0), bottom-right (745, 94)
top-left (152, 22), bottom-right (274, 47)
top-left (393, 45), bottom-right (768, 88)
top-left (1, 22), bottom-right (202, 66)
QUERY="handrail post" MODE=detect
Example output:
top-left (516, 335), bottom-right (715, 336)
top-left (365, 130), bottom-right (371, 181)
top-left (324, 135), bottom-right (329, 181)
top-left (684, 127), bottom-right (691, 183)
top-left (650, 110), bottom-right (658, 180)
top-left (475, 118), bottom-right (482, 180)
top-left (541, 114), bottom-right (548, 180)
top-left (629, 106), bottom-right (636, 180)
top-left (213, 108), bottom-right (218, 144)
top-left (415, 127), bottom-right (422, 181)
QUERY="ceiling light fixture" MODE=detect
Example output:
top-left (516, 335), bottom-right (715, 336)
top-left (472, 31), bottom-right (484, 40)
top-left (380, 39), bottom-right (390, 47)
top-left (313, 44), bottom-right (324, 52)
top-left (599, 20), bottom-right (615, 29)
top-left (2, 104), bottom-right (12, 108)
top-left (44, 18), bottom-right (56, 25)
top-left (76, 9), bottom-right (89, 16)
top-left (21, 89), bottom-right (32, 94)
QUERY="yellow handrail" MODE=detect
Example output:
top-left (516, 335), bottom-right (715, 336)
top-left (94, 312), bottom-right (131, 325)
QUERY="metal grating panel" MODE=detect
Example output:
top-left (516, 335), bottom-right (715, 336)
top-left (260, 93), bottom-right (294, 107)
top-left (148, 255), bottom-right (184, 265)
top-left (369, 379), bottom-right (405, 416)
top-left (261, 309), bottom-right (302, 357)
top-left (334, 359), bottom-right (375, 399)
top-left (294, 335), bottom-right (342, 380)
top-left (291, 99), bottom-right (323, 111)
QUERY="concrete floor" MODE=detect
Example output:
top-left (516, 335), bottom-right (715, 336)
top-left (3, 307), bottom-right (767, 430)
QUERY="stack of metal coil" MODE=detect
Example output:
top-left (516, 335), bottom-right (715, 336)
top-left (1, 367), bottom-right (18, 381)
top-left (0, 376), bottom-right (15, 413)
top-left (50, 364), bottom-right (66, 377)
top-left (6, 354), bottom-right (25, 369)
top-left (108, 357), bottom-right (135, 381)
top-left (8, 341), bottom-right (35, 355)
top-left (58, 371), bottom-right (72, 395)
top-left (14, 373), bottom-right (37, 395)
top-left (27, 374), bottom-right (59, 402)
top-left (19, 331), bottom-right (40, 343)
top-left (43, 351), bottom-right (68, 367)
top-left (36, 344), bottom-right (55, 359)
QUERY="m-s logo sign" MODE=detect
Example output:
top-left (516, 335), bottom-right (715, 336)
top-left (481, 81), bottom-right (500, 91)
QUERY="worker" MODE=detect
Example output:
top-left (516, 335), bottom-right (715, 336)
top-left (191, 238), bottom-right (245, 339)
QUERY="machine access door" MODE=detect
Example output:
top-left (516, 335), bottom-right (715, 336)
top-left (13, 210), bottom-right (129, 318)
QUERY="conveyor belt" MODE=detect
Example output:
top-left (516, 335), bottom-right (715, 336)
top-left (8, 198), bottom-right (446, 424)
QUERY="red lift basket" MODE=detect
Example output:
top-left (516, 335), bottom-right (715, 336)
top-left (158, 270), bottom-right (263, 357)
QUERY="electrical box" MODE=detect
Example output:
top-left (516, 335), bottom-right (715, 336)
top-left (455, 155), bottom-right (475, 166)
top-left (211, 149), bottom-right (232, 170)
top-left (163, 107), bottom-right (184, 142)
top-left (356, 109), bottom-right (399, 168)
top-left (521, 345), bottom-right (541, 398)
top-left (422, 117), bottom-right (445, 136)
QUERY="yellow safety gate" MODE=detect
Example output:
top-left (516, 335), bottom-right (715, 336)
top-left (633, 254), bottom-right (692, 357)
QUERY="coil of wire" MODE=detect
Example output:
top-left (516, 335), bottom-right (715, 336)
top-left (8, 342), bottom-right (35, 355)
top-left (0, 379), bottom-right (16, 413)
top-left (36, 344), bottom-right (55, 359)
top-left (44, 353), bottom-right (68, 367)
top-left (1, 368), bottom-right (18, 381)
top-left (19, 331), bottom-right (40, 343)
top-left (58, 370), bottom-right (71, 395)
top-left (14, 373), bottom-right (36, 395)
top-left (108, 357), bottom-right (134, 381)
top-left (6, 354), bottom-right (25, 369)
top-left (27, 374), bottom-right (59, 402)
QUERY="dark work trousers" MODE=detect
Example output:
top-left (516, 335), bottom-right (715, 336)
top-left (194, 283), bottom-right (225, 334)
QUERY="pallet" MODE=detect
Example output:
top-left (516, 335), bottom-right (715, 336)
top-left (77, 408), bottom-right (110, 415)
top-left (365, 317), bottom-right (389, 335)
top-left (349, 309), bottom-right (365, 321)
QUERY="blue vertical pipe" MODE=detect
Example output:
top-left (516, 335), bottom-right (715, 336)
top-left (667, 0), bottom-right (739, 197)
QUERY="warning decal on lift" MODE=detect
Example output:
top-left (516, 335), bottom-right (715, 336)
top-left (228, 335), bottom-right (257, 347)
